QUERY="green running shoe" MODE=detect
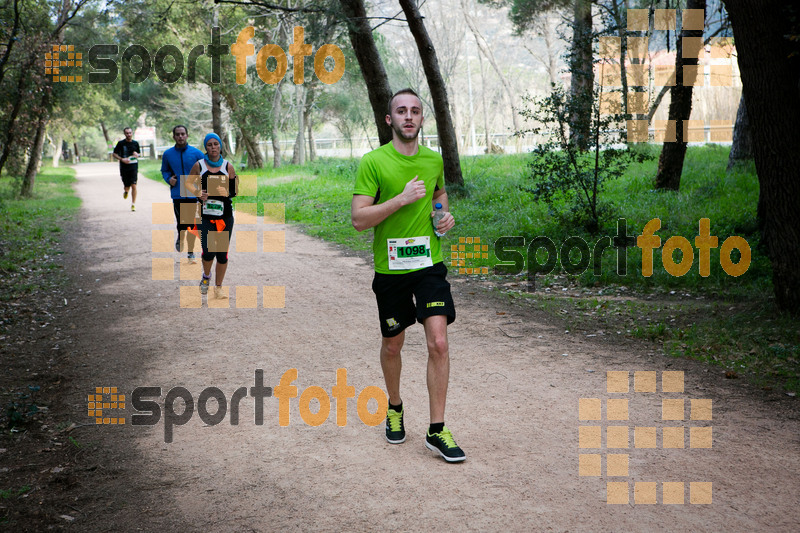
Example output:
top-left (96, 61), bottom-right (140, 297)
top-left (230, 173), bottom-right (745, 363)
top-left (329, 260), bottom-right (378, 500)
top-left (425, 426), bottom-right (466, 462)
top-left (385, 406), bottom-right (405, 444)
top-left (199, 277), bottom-right (210, 295)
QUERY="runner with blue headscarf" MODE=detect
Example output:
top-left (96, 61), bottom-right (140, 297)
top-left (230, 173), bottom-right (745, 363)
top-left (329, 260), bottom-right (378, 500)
top-left (186, 133), bottom-right (238, 299)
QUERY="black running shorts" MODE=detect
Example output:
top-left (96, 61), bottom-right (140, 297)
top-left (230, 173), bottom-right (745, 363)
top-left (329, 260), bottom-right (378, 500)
top-left (200, 215), bottom-right (234, 264)
top-left (120, 166), bottom-right (138, 187)
top-left (371, 262), bottom-right (456, 338)
top-left (173, 199), bottom-right (199, 232)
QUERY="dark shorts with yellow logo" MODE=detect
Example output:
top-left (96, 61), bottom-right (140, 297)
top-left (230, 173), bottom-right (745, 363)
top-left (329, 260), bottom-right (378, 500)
top-left (371, 262), bottom-right (456, 338)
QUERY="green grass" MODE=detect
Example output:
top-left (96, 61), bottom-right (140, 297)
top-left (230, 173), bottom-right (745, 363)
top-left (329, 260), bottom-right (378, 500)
top-left (507, 286), bottom-right (799, 393)
top-left (192, 147), bottom-right (795, 393)
top-left (148, 147), bottom-right (767, 296)
top-left (663, 302), bottom-right (800, 391)
top-left (141, 158), bottom-right (374, 251)
top-left (253, 159), bottom-right (373, 250)
top-left (211, 148), bottom-right (768, 297)
top-left (450, 146), bottom-right (768, 295)
top-left (0, 486), bottom-right (31, 499)
top-left (0, 166), bottom-right (80, 303)
top-left (139, 159), bottom-right (165, 183)
top-left (598, 144), bottom-right (766, 294)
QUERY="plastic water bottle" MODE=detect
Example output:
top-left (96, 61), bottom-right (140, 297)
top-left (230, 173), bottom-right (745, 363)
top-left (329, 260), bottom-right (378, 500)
top-left (432, 203), bottom-right (445, 237)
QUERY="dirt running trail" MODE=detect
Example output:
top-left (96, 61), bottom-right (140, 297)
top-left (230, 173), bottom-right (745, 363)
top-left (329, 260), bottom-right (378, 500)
top-left (63, 162), bottom-right (799, 532)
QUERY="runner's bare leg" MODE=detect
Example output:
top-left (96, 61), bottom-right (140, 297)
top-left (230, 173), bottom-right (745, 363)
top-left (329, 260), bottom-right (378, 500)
top-left (381, 331), bottom-right (405, 406)
top-left (423, 315), bottom-right (449, 424)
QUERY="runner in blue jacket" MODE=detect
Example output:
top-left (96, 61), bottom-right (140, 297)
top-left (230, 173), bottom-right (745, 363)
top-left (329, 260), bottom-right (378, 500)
top-left (161, 125), bottom-right (205, 263)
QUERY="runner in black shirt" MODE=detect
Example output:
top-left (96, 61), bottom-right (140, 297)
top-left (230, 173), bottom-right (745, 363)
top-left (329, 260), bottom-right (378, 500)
top-left (112, 127), bottom-right (140, 211)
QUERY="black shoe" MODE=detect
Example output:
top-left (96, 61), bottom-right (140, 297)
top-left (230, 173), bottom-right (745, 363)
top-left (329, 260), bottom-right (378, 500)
top-left (175, 235), bottom-right (183, 252)
top-left (425, 426), bottom-right (466, 462)
top-left (385, 406), bottom-right (405, 444)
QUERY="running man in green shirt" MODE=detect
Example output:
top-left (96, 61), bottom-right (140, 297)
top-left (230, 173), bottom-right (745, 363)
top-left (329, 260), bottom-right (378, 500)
top-left (351, 88), bottom-right (465, 462)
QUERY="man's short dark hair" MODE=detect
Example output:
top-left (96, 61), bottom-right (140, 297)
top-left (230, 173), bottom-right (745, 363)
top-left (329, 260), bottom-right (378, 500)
top-left (387, 88), bottom-right (422, 115)
top-left (172, 125), bottom-right (188, 135)
top-left (123, 127), bottom-right (132, 133)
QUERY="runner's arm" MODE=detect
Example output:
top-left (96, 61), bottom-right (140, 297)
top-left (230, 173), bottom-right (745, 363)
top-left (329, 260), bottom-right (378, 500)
top-left (351, 176), bottom-right (426, 232)
top-left (226, 163), bottom-right (237, 198)
top-left (161, 158), bottom-right (174, 185)
top-left (112, 143), bottom-right (128, 164)
top-left (431, 188), bottom-right (455, 233)
top-left (432, 187), bottom-right (449, 211)
top-left (187, 162), bottom-right (203, 200)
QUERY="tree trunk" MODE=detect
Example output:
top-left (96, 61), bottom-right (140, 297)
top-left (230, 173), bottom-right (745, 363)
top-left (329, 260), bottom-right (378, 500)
top-left (305, 84), bottom-right (316, 162)
top-left (613, 0), bottom-right (629, 117)
top-left (337, 0), bottom-right (394, 146)
top-left (727, 92), bottom-right (753, 170)
top-left (72, 141), bottom-right (79, 164)
top-left (22, 108), bottom-right (48, 196)
top-left (0, 0), bottom-right (71, 175)
top-left (542, 16), bottom-right (559, 87)
top-left (462, 1), bottom-right (521, 147)
top-left (451, 98), bottom-right (462, 153)
top-left (655, 0), bottom-right (706, 190)
top-left (272, 81), bottom-right (283, 168)
top-left (399, 0), bottom-right (465, 187)
top-left (478, 45), bottom-right (491, 151)
top-left (569, 0), bottom-right (594, 150)
top-left (234, 132), bottom-right (242, 157)
top-left (223, 91), bottom-right (263, 168)
top-left (723, 0), bottom-right (800, 313)
top-left (647, 85), bottom-right (671, 121)
top-left (0, 0), bottom-right (21, 87)
top-left (52, 134), bottom-right (62, 167)
top-left (0, 56), bottom-right (33, 175)
top-left (211, 87), bottom-right (224, 150)
top-left (242, 129), bottom-right (263, 168)
top-left (292, 85), bottom-right (306, 165)
top-left (307, 118), bottom-right (316, 162)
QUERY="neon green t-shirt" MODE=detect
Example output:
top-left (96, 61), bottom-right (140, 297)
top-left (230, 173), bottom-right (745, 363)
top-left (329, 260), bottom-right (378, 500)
top-left (354, 142), bottom-right (446, 274)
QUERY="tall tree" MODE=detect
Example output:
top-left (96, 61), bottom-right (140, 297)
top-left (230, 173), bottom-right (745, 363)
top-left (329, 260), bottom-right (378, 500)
top-left (271, 79), bottom-right (284, 167)
top-left (461, 0), bottom-right (521, 145)
top-left (726, 93), bottom-right (752, 170)
top-left (0, 0), bottom-right (89, 184)
top-left (569, 0), bottom-right (593, 150)
top-left (399, 0), bottom-right (464, 187)
top-left (482, 0), bottom-right (593, 148)
top-left (211, 89), bottom-right (224, 140)
top-left (211, 5), bottom-right (225, 146)
top-left (223, 90), bottom-right (265, 168)
top-left (337, 0), bottom-right (394, 145)
top-left (20, 0), bottom-right (76, 195)
top-left (291, 85), bottom-right (307, 164)
top-left (21, 92), bottom-right (50, 196)
top-left (654, 0), bottom-right (706, 190)
top-left (722, 0), bottom-right (800, 313)
top-left (0, 0), bottom-right (22, 87)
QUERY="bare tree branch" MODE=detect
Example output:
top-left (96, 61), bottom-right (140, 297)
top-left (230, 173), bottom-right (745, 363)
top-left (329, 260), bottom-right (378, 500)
top-left (213, 0), bottom-right (327, 14)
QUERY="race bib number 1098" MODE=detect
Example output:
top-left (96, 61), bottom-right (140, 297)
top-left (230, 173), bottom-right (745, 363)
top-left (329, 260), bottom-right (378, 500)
top-left (387, 236), bottom-right (433, 270)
